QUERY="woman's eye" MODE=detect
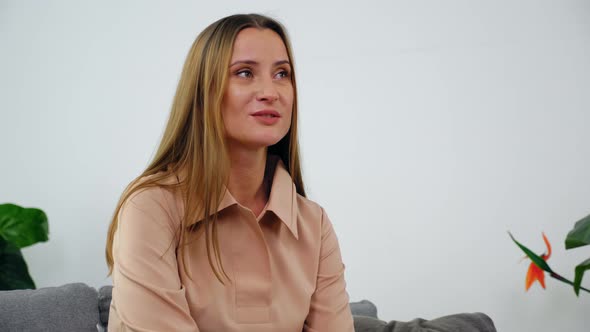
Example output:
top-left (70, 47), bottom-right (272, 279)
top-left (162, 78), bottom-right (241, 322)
top-left (275, 70), bottom-right (290, 79)
top-left (236, 69), bottom-right (253, 78)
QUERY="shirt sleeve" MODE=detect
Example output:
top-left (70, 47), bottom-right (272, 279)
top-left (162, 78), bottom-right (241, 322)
top-left (303, 208), bottom-right (354, 332)
top-left (108, 188), bottom-right (200, 332)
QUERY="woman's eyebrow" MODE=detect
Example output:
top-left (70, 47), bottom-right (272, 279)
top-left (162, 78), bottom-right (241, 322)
top-left (229, 59), bottom-right (291, 67)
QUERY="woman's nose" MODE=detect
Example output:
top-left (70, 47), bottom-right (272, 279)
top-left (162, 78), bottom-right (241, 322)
top-left (255, 78), bottom-right (279, 102)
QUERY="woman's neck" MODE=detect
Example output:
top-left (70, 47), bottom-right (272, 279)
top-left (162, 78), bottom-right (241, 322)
top-left (226, 146), bottom-right (270, 217)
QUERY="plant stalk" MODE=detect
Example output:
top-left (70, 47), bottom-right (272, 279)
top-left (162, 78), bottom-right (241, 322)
top-left (550, 272), bottom-right (590, 294)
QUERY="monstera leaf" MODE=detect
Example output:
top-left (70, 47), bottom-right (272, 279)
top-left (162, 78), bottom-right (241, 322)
top-left (0, 203), bottom-right (49, 290)
top-left (566, 214), bottom-right (590, 250)
top-left (566, 213), bottom-right (590, 295)
top-left (0, 238), bottom-right (36, 290)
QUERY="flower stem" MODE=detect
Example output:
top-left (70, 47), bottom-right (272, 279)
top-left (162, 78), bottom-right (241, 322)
top-left (550, 272), bottom-right (590, 294)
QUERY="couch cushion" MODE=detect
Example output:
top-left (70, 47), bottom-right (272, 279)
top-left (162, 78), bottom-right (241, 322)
top-left (350, 299), bottom-right (378, 318)
top-left (0, 283), bottom-right (99, 332)
top-left (353, 312), bottom-right (497, 332)
top-left (98, 285), bottom-right (112, 328)
top-left (354, 315), bottom-right (388, 332)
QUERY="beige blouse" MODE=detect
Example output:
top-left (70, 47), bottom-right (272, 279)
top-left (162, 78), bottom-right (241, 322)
top-left (108, 160), bottom-right (354, 331)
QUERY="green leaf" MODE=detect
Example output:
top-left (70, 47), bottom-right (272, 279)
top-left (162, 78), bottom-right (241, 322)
top-left (573, 258), bottom-right (590, 296)
top-left (0, 237), bottom-right (36, 290)
top-left (508, 232), bottom-right (553, 273)
top-left (0, 203), bottom-right (48, 249)
top-left (566, 214), bottom-right (590, 250)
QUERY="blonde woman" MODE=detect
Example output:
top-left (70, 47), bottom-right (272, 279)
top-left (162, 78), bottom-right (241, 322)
top-left (105, 14), bottom-right (354, 331)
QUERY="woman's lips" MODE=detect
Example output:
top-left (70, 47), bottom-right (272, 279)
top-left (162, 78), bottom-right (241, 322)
top-left (251, 110), bottom-right (280, 117)
top-left (251, 110), bottom-right (281, 125)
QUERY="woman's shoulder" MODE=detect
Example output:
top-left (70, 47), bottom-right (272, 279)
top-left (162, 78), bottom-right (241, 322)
top-left (295, 193), bottom-right (328, 224)
top-left (294, 194), bottom-right (339, 246)
top-left (296, 192), bottom-right (320, 211)
top-left (122, 170), bottom-right (182, 217)
top-left (113, 172), bottom-right (184, 246)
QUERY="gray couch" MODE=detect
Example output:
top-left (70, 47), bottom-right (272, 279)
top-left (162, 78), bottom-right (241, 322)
top-left (0, 283), bottom-right (495, 331)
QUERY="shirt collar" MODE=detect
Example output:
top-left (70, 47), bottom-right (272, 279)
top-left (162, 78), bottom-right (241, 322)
top-left (264, 158), bottom-right (299, 239)
top-left (186, 157), bottom-right (299, 239)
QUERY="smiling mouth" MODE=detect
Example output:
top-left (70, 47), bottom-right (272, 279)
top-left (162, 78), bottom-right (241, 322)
top-left (251, 110), bottom-right (281, 118)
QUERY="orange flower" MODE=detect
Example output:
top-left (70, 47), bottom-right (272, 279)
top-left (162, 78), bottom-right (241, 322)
top-left (525, 232), bottom-right (552, 291)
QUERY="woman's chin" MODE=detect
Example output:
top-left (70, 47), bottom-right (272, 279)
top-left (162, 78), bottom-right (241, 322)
top-left (228, 136), bottom-right (284, 151)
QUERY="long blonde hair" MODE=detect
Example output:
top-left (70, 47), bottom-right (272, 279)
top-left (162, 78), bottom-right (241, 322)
top-left (105, 14), bottom-right (305, 284)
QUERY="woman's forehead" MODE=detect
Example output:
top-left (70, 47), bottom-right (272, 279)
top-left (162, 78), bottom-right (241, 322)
top-left (230, 28), bottom-right (288, 63)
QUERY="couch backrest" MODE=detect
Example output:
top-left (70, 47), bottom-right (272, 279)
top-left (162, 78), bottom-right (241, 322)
top-left (0, 283), bottom-right (100, 332)
top-left (1, 283), bottom-right (378, 331)
top-left (98, 285), bottom-right (112, 329)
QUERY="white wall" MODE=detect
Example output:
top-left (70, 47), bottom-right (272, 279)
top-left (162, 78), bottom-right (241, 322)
top-left (1, 1), bottom-right (589, 331)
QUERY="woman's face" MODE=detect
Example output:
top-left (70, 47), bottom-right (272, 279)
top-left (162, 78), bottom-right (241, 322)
top-left (221, 28), bottom-right (293, 150)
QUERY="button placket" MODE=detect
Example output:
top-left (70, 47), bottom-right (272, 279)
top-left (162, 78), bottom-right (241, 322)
top-left (231, 209), bottom-right (272, 323)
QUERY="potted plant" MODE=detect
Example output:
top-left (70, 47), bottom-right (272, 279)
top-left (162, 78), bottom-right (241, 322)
top-left (509, 213), bottom-right (590, 295)
top-left (0, 203), bottom-right (49, 290)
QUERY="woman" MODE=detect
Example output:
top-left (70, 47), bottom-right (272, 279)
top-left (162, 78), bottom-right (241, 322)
top-left (105, 13), bottom-right (354, 331)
